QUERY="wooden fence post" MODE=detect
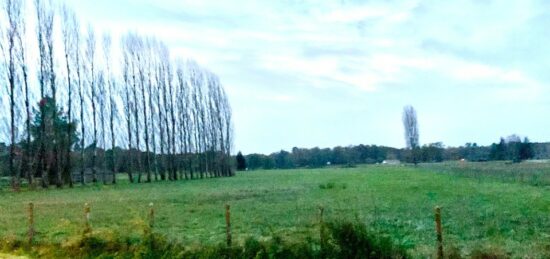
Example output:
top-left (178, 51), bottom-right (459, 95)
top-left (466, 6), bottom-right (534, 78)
top-left (146, 202), bottom-right (156, 250)
top-left (28, 202), bottom-right (34, 245)
top-left (434, 206), bottom-right (443, 259)
top-left (225, 204), bottom-right (231, 247)
top-left (319, 206), bottom-right (325, 249)
top-left (148, 202), bottom-right (155, 229)
top-left (84, 203), bottom-right (91, 234)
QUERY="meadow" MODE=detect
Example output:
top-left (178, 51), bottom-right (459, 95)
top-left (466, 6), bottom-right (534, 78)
top-left (1, 162), bottom-right (550, 258)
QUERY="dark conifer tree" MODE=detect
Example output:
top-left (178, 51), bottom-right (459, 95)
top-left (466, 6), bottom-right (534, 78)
top-left (236, 151), bottom-right (246, 171)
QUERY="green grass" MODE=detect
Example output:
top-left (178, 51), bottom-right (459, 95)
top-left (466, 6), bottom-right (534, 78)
top-left (421, 160), bottom-right (550, 186)
top-left (1, 164), bottom-right (550, 257)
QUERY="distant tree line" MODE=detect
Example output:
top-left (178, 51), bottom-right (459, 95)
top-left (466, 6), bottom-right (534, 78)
top-left (455, 135), bottom-right (534, 163)
top-left (0, 0), bottom-right (234, 190)
top-left (238, 137), bottom-right (536, 171)
top-left (241, 145), bottom-right (399, 170)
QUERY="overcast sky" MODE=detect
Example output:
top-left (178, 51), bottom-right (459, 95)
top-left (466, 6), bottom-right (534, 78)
top-left (58, 0), bottom-right (550, 154)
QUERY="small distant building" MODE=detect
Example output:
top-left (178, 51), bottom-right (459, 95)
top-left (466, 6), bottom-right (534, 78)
top-left (382, 160), bottom-right (400, 165)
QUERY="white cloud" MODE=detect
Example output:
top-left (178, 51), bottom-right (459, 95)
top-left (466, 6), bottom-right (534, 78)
top-left (6, 0), bottom-right (546, 153)
top-left (322, 6), bottom-right (390, 23)
top-left (433, 57), bottom-right (544, 101)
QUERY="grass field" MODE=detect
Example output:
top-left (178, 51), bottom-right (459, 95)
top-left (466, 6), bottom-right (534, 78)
top-left (1, 163), bottom-right (550, 257)
top-left (422, 160), bottom-right (550, 186)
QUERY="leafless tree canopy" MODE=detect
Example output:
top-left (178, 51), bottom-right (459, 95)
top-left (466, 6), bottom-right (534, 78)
top-left (402, 105), bottom-right (419, 150)
top-left (2, 0), bottom-right (25, 190)
top-left (0, 0), bottom-right (234, 190)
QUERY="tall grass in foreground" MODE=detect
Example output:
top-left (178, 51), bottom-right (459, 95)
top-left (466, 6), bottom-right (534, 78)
top-left (0, 219), bottom-right (410, 259)
top-left (0, 219), bottom-right (516, 258)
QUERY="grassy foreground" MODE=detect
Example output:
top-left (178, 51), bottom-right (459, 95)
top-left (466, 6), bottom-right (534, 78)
top-left (1, 164), bottom-right (550, 257)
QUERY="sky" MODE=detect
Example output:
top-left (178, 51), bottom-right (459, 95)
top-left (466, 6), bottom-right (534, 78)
top-left (27, 0), bottom-right (550, 154)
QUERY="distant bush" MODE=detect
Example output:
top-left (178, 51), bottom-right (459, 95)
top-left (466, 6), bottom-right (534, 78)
top-left (319, 182), bottom-right (348, 190)
top-left (319, 182), bottom-right (335, 189)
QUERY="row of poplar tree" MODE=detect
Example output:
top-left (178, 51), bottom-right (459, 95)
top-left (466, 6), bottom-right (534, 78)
top-left (0, 0), bottom-right (234, 190)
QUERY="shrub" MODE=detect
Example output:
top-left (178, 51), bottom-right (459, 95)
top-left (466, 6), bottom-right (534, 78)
top-left (470, 246), bottom-right (509, 259)
top-left (319, 182), bottom-right (336, 189)
top-left (445, 245), bottom-right (463, 259)
top-left (319, 182), bottom-right (348, 190)
top-left (324, 221), bottom-right (410, 259)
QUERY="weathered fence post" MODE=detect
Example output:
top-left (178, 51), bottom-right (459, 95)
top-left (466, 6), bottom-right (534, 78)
top-left (84, 203), bottom-right (91, 234)
top-left (28, 202), bottom-right (35, 245)
top-left (319, 205), bottom-right (325, 249)
top-left (148, 202), bottom-right (155, 229)
top-left (225, 204), bottom-right (231, 247)
top-left (146, 202), bottom-right (156, 250)
top-left (434, 206), bottom-right (444, 259)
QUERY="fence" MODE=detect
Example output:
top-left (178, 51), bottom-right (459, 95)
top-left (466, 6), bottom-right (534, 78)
top-left (18, 203), bottom-right (446, 257)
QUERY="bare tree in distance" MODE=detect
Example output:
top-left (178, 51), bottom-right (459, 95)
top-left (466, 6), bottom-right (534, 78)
top-left (155, 41), bottom-right (167, 181)
top-left (402, 105), bottom-right (420, 165)
top-left (129, 34), bottom-right (143, 183)
top-left (43, 0), bottom-right (61, 188)
top-left (178, 60), bottom-right (191, 178)
top-left (34, 0), bottom-right (55, 188)
top-left (103, 33), bottom-right (117, 184)
top-left (85, 25), bottom-right (98, 183)
top-left (97, 72), bottom-right (107, 184)
top-left (61, 4), bottom-right (78, 187)
top-left (3, 0), bottom-right (24, 191)
top-left (144, 37), bottom-right (156, 182)
top-left (76, 22), bottom-right (85, 186)
top-left (16, 0), bottom-right (33, 186)
top-left (137, 37), bottom-right (152, 183)
top-left (121, 36), bottom-right (135, 183)
top-left (167, 55), bottom-right (177, 181)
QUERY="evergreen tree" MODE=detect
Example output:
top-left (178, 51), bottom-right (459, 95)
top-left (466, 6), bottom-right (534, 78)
top-left (30, 97), bottom-right (78, 185)
top-left (236, 151), bottom-right (246, 171)
top-left (518, 137), bottom-right (534, 162)
top-left (490, 138), bottom-right (507, 161)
